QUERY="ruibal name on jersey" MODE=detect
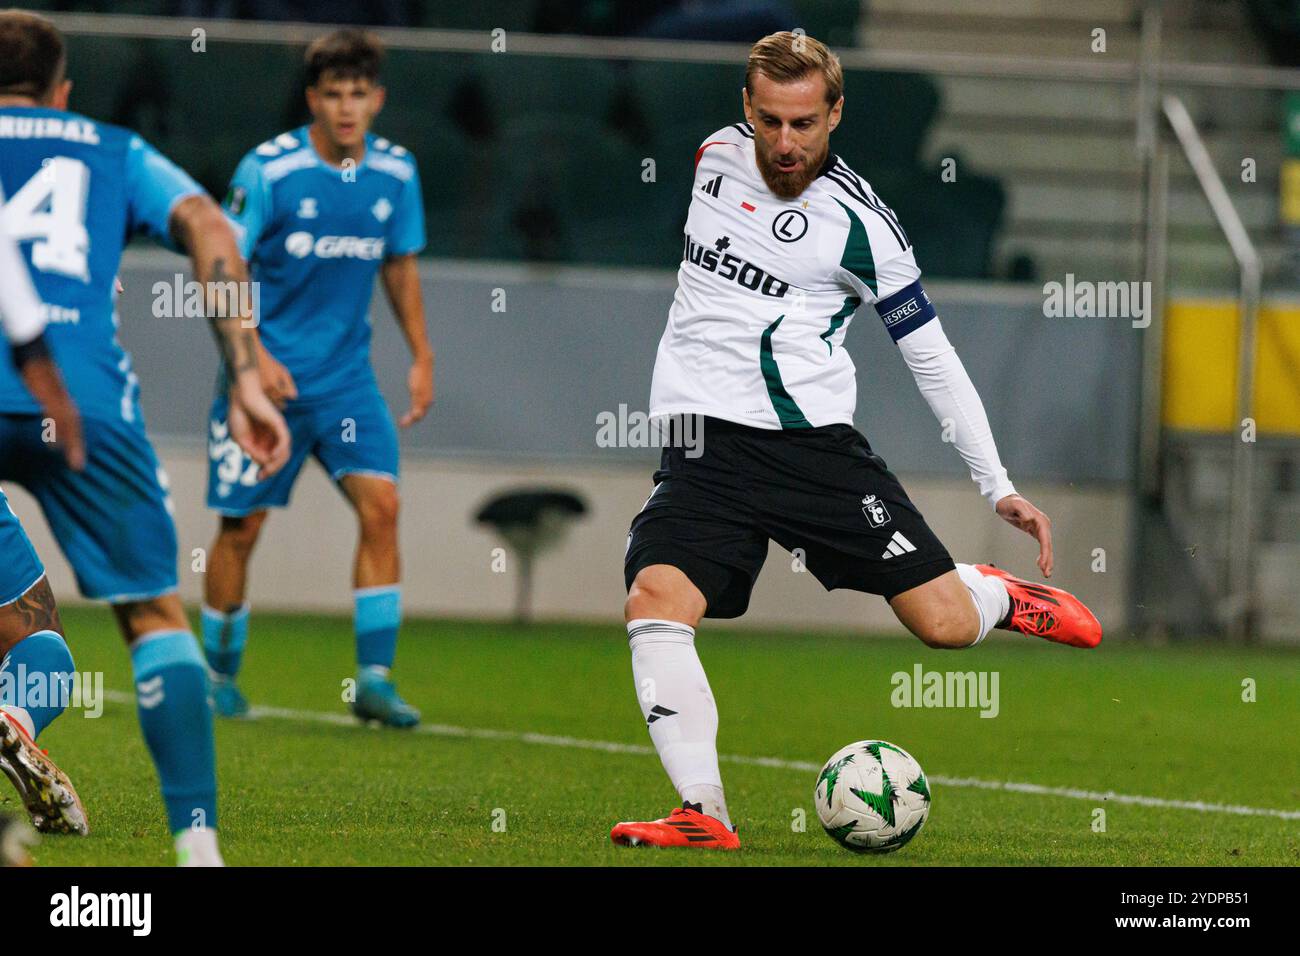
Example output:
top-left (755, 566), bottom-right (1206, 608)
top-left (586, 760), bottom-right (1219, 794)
top-left (682, 233), bottom-right (791, 298)
top-left (0, 115), bottom-right (100, 144)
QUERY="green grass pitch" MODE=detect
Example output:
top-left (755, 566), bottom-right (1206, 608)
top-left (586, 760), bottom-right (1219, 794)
top-left (15, 606), bottom-right (1300, 866)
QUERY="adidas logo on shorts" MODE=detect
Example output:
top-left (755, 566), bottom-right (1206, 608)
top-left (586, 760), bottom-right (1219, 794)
top-left (881, 531), bottom-right (916, 560)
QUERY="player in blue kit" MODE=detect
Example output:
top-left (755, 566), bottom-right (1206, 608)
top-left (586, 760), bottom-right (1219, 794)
top-left (201, 29), bottom-right (433, 726)
top-left (0, 10), bottom-right (290, 865)
top-left (0, 210), bottom-right (88, 838)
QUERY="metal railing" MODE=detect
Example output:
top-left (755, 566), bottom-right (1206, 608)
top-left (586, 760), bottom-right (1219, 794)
top-left (1147, 94), bottom-right (1262, 640)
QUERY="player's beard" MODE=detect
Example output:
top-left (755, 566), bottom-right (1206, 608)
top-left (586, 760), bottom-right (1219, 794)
top-left (754, 136), bottom-right (829, 199)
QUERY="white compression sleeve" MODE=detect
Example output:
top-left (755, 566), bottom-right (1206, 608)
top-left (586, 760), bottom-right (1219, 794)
top-left (895, 318), bottom-right (1017, 508)
top-left (0, 227), bottom-right (45, 347)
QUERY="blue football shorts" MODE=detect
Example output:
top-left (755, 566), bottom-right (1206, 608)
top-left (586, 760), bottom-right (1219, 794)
top-left (0, 413), bottom-right (178, 602)
top-left (206, 385), bottom-right (400, 516)
top-left (0, 486), bottom-right (46, 606)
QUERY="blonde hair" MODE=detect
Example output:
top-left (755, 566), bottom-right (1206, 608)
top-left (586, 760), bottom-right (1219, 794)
top-left (745, 31), bottom-right (843, 107)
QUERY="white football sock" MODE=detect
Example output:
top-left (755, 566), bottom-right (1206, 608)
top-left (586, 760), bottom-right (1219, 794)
top-left (626, 619), bottom-right (731, 829)
top-left (955, 563), bottom-right (1011, 645)
top-left (175, 827), bottom-right (225, 867)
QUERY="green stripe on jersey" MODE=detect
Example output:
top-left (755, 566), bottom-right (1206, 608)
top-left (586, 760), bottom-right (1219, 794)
top-left (819, 295), bottom-right (862, 354)
top-left (760, 315), bottom-right (813, 429)
top-left (834, 199), bottom-right (877, 295)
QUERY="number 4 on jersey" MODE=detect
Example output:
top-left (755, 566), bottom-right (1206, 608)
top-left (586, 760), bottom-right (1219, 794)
top-left (0, 157), bottom-right (91, 282)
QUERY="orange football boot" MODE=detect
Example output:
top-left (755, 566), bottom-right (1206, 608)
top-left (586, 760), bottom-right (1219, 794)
top-left (610, 802), bottom-right (740, 850)
top-left (975, 564), bottom-right (1102, 649)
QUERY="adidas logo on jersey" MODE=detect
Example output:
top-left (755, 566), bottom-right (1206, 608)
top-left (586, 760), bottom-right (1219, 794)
top-left (700, 175), bottom-right (723, 197)
top-left (881, 532), bottom-right (916, 559)
top-left (284, 231), bottom-right (386, 260)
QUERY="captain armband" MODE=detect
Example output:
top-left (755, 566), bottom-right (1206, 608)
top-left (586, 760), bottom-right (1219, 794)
top-left (874, 280), bottom-right (937, 342)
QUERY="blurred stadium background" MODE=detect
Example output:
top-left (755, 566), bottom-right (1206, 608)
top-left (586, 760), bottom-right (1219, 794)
top-left (7, 0), bottom-right (1299, 642)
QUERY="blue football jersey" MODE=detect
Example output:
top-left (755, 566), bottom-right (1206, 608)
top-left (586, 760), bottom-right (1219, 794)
top-left (223, 127), bottom-right (426, 400)
top-left (0, 106), bottom-right (203, 419)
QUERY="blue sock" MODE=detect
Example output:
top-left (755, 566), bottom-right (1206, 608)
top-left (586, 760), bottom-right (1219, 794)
top-left (355, 585), bottom-right (400, 671)
top-left (131, 630), bottom-right (217, 835)
top-left (201, 604), bottom-right (249, 678)
top-left (0, 630), bottom-right (74, 738)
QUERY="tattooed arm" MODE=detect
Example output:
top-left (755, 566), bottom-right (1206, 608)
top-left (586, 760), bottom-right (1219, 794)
top-left (168, 194), bottom-right (290, 476)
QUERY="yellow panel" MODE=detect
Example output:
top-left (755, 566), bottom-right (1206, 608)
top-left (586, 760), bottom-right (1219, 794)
top-left (1163, 299), bottom-right (1300, 435)
top-left (1283, 159), bottom-right (1300, 227)
top-left (1258, 305), bottom-right (1300, 431)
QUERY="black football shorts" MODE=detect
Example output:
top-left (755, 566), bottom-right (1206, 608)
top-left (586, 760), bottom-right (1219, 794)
top-left (624, 416), bottom-right (955, 618)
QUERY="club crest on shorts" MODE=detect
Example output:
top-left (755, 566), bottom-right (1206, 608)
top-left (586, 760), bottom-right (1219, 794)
top-left (862, 494), bottom-right (891, 527)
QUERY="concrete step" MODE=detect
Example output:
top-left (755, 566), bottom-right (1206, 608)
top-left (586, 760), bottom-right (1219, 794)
top-left (865, 0), bottom-right (1219, 27)
top-left (914, 126), bottom-right (1280, 179)
top-left (924, 75), bottom-right (1281, 129)
top-left (988, 233), bottom-right (1295, 287)
top-left (930, 77), bottom-right (1139, 126)
top-left (1004, 179), bottom-right (1277, 230)
top-left (859, 24), bottom-right (1259, 63)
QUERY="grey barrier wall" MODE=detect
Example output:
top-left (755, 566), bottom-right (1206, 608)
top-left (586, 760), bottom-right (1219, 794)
top-left (118, 251), bottom-right (1139, 487)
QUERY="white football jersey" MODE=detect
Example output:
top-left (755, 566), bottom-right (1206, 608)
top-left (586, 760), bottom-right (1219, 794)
top-left (650, 121), bottom-right (928, 430)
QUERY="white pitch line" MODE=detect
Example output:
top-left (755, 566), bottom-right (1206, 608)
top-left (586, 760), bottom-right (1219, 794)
top-left (102, 691), bottom-right (1300, 821)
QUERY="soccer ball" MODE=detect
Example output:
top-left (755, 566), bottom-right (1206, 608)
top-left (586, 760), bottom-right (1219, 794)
top-left (814, 740), bottom-right (931, 853)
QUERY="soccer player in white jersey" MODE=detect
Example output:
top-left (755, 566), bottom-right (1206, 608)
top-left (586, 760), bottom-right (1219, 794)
top-left (612, 32), bottom-right (1101, 850)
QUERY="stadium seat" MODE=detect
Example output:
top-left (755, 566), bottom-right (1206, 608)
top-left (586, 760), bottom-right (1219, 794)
top-left (834, 70), bottom-right (941, 169)
top-left (630, 60), bottom-right (748, 146)
top-left (789, 0), bottom-right (863, 48)
top-left (415, 0), bottom-right (538, 31)
top-left (489, 116), bottom-right (652, 264)
top-left (476, 54), bottom-right (621, 127)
